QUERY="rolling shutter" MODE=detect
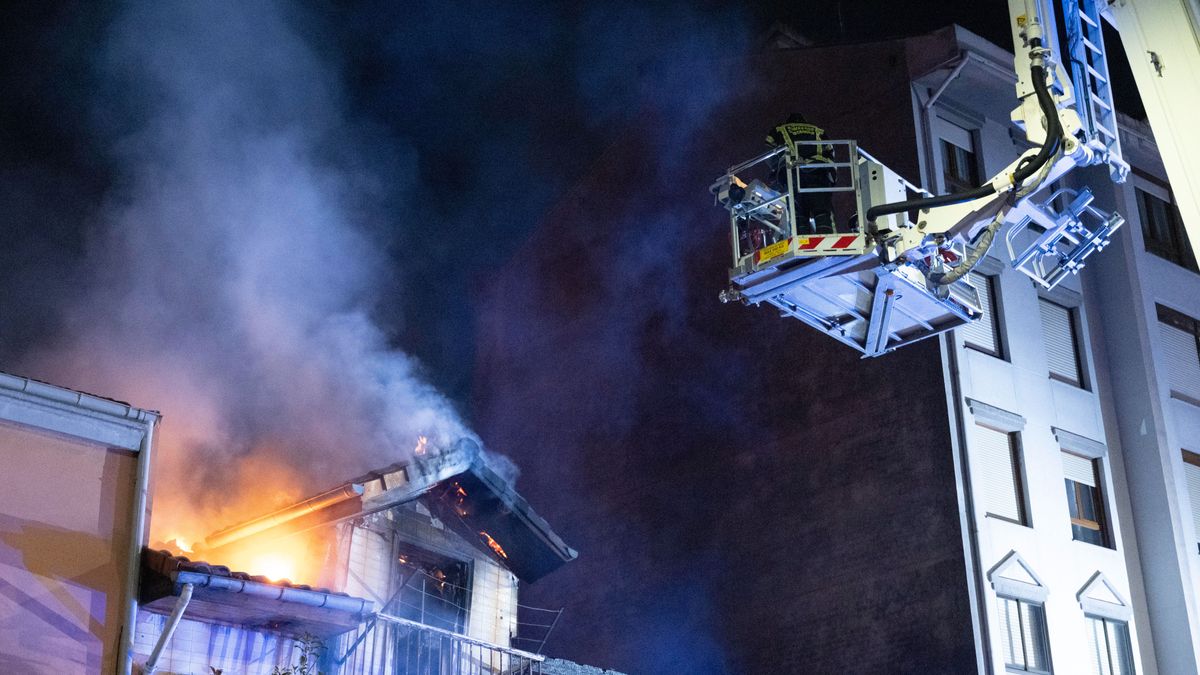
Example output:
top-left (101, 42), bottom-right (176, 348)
top-left (1040, 298), bottom-right (1081, 385)
top-left (1160, 322), bottom-right (1200, 402)
top-left (1062, 452), bottom-right (1096, 487)
top-left (963, 272), bottom-right (1000, 355)
top-left (1182, 457), bottom-right (1200, 548)
top-left (976, 426), bottom-right (1023, 522)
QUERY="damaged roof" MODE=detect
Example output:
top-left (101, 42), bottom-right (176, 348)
top-left (140, 548), bottom-right (373, 637)
top-left (202, 438), bottom-right (577, 583)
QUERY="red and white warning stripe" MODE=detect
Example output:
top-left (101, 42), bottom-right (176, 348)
top-left (752, 234), bottom-right (867, 265)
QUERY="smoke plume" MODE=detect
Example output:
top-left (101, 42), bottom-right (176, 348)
top-left (20, 0), bottom-right (471, 539)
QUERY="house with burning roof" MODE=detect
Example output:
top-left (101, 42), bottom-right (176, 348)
top-left (133, 437), bottom-right (581, 675)
top-left (0, 365), bottom-right (600, 674)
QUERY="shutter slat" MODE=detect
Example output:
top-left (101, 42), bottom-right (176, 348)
top-left (1040, 298), bottom-right (1081, 384)
top-left (963, 272), bottom-right (1000, 354)
top-left (1161, 323), bottom-right (1200, 401)
top-left (976, 426), bottom-right (1021, 521)
top-left (1062, 451), bottom-right (1097, 487)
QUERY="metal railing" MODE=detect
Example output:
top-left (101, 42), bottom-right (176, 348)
top-left (712, 139), bottom-right (871, 269)
top-left (334, 612), bottom-right (545, 675)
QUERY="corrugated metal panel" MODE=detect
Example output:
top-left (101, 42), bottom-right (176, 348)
top-left (1062, 452), bottom-right (1097, 487)
top-left (1183, 460), bottom-right (1200, 546)
top-left (1161, 322), bottom-right (1200, 402)
top-left (1040, 298), bottom-right (1081, 385)
top-left (962, 272), bottom-right (1000, 354)
top-left (976, 426), bottom-right (1022, 522)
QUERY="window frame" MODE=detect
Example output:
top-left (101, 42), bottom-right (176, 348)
top-left (1157, 304), bottom-right (1200, 406)
top-left (1063, 452), bottom-right (1111, 548)
top-left (1039, 296), bottom-right (1087, 389)
top-left (1085, 614), bottom-right (1135, 675)
top-left (967, 399), bottom-right (1030, 527)
top-left (1133, 170), bottom-right (1196, 273)
top-left (1182, 449), bottom-right (1200, 555)
top-left (964, 271), bottom-right (1007, 360)
top-left (998, 595), bottom-right (1054, 674)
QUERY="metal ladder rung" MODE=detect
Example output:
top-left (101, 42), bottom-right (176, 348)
top-left (1082, 36), bottom-right (1103, 54)
top-left (1085, 64), bottom-right (1108, 84)
top-left (1090, 93), bottom-right (1113, 112)
top-left (1095, 123), bottom-right (1117, 140)
top-left (1080, 10), bottom-right (1099, 28)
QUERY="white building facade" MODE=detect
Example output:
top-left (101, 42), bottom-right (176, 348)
top-left (906, 26), bottom-right (1200, 675)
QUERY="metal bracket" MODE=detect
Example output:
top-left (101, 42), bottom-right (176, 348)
top-left (1005, 186), bottom-right (1125, 289)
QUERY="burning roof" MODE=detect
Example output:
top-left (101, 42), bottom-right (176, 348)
top-left (140, 548), bottom-right (372, 637)
top-left (195, 438), bottom-right (577, 583)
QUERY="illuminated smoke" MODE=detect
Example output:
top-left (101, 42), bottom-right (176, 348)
top-left (19, 0), bottom-right (471, 540)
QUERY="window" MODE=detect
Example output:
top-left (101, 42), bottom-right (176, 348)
top-left (998, 596), bottom-right (1052, 673)
top-left (1138, 187), bottom-right (1196, 272)
top-left (1182, 450), bottom-right (1200, 555)
top-left (1063, 451), bottom-right (1110, 547)
top-left (941, 126), bottom-right (981, 194)
top-left (978, 426), bottom-right (1029, 525)
top-left (1157, 305), bottom-right (1200, 405)
top-left (963, 272), bottom-right (1004, 358)
top-left (390, 543), bottom-right (471, 632)
top-left (1086, 615), bottom-right (1135, 675)
top-left (1040, 298), bottom-right (1084, 387)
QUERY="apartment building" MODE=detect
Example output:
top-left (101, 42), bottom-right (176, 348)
top-left (471, 23), bottom-right (1199, 674)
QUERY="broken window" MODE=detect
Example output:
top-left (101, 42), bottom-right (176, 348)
top-left (386, 543), bottom-right (472, 633)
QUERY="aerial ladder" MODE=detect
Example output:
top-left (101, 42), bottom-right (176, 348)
top-left (711, 0), bottom-right (1200, 357)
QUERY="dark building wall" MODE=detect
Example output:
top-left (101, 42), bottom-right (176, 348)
top-left (472, 30), bottom-right (977, 675)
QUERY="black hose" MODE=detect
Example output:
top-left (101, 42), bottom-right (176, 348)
top-left (865, 59), bottom-right (1062, 223)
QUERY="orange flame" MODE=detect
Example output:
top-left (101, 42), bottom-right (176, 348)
top-left (479, 531), bottom-right (508, 560)
top-left (414, 435), bottom-right (428, 455)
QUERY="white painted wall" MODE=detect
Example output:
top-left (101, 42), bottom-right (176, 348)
top-left (916, 36), bottom-right (1149, 674)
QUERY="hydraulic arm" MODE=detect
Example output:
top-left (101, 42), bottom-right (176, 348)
top-left (711, 0), bottom-right (1143, 357)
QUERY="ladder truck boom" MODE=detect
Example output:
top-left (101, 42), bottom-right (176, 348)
top-left (711, 0), bottom-right (1200, 357)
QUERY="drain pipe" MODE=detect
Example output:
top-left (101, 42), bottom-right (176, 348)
top-left (142, 583), bottom-right (194, 674)
top-left (117, 413), bottom-right (160, 675)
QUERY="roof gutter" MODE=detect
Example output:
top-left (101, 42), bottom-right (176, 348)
top-left (171, 570), bottom-right (373, 615)
top-left (204, 484), bottom-right (364, 550)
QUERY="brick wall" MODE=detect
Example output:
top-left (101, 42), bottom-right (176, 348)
top-left (472, 29), bottom-right (977, 674)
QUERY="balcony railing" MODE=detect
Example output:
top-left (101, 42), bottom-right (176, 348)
top-left (334, 612), bottom-right (545, 675)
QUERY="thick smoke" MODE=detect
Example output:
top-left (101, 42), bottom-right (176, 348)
top-left (20, 0), bottom-right (471, 537)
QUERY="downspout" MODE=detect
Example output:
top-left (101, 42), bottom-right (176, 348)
top-left (117, 413), bottom-right (159, 675)
top-left (142, 583), bottom-right (194, 675)
top-left (917, 56), bottom-right (993, 674)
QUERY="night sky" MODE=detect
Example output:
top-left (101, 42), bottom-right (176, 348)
top-left (3, 1), bottom-right (1140, 412)
top-left (0, 1), bottom-right (1146, 671)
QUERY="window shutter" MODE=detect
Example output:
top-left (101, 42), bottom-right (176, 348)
top-left (1161, 322), bottom-right (1200, 402)
top-left (1183, 459), bottom-right (1200, 546)
top-left (963, 273), bottom-right (1000, 354)
top-left (1040, 298), bottom-right (1081, 384)
top-left (977, 426), bottom-right (1022, 521)
top-left (1062, 452), bottom-right (1096, 487)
